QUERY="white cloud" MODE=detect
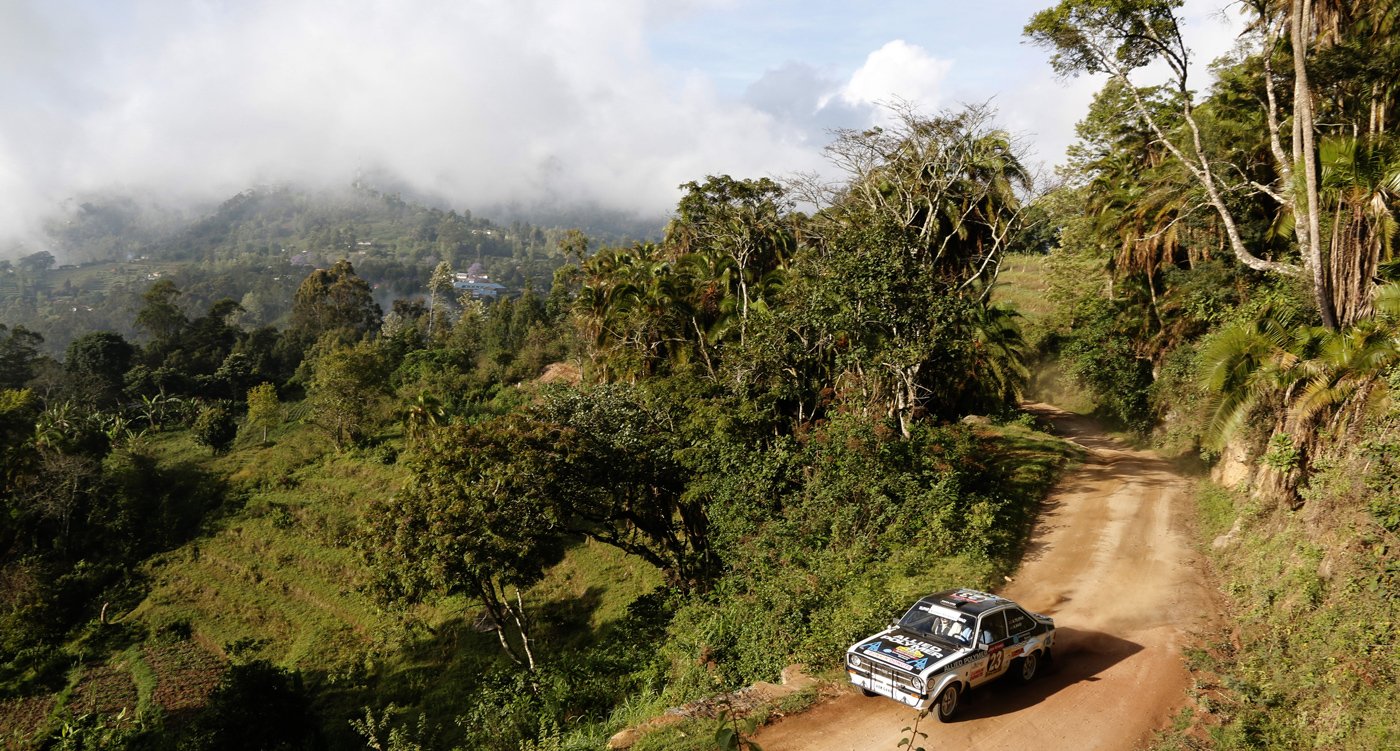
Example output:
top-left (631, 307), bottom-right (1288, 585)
top-left (739, 40), bottom-right (954, 150)
top-left (833, 40), bottom-right (952, 112)
top-left (0, 0), bottom-right (823, 244)
top-left (999, 73), bottom-right (1104, 168)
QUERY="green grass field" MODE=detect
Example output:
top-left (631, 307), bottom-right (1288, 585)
top-left (992, 253), bottom-right (1054, 324)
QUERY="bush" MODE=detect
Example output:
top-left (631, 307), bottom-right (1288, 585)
top-left (657, 414), bottom-right (1041, 697)
top-left (192, 404), bottom-right (237, 454)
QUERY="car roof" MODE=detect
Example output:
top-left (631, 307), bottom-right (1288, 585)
top-left (918, 588), bottom-right (1013, 617)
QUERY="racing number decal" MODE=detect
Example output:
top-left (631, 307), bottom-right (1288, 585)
top-left (986, 644), bottom-right (1006, 675)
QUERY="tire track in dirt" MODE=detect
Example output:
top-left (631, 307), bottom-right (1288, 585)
top-left (754, 404), bottom-right (1213, 751)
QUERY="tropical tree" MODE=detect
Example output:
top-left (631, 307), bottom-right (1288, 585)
top-left (1031, 0), bottom-right (1400, 330)
top-left (373, 385), bottom-right (713, 596)
top-left (426, 260), bottom-right (456, 339)
top-left (788, 104), bottom-right (1034, 432)
top-left (1027, 0), bottom-right (1318, 314)
top-left (134, 279), bottom-right (189, 349)
top-left (1199, 286), bottom-right (1400, 495)
top-left (668, 176), bottom-right (794, 345)
top-left (243, 382), bottom-right (280, 445)
top-left (575, 243), bottom-right (694, 381)
top-left (192, 403), bottom-right (238, 454)
top-left (0, 388), bottom-right (40, 496)
top-left (0, 324), bottom-right (44, 390)
top-left (1317, 136), bottom-right (1400, 324)
top-left (573, 106), bottom-right (1033, 431)
top-left (305, 338), bottom-right (389, 450)
top-left (364, 414), bottom-right (570, 670)
top-left (808, 102), bottom-right (1033, 294)
top-left (287, 260), bottom-right (382, 353)
top-left (401, 391), bottom-right (445, 445)
top-left (64, 332), bottom-right (135, 407)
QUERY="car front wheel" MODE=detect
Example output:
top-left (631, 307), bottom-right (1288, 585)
top-left (933, 683), bottom-right (960, 723)
top-left (1017, 651), bottom-right (1040, 683)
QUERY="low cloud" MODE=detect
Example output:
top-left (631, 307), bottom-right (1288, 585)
top-left (0, 0), bottom-right (827, 244)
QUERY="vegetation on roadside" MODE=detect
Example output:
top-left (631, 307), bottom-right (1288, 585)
top-left (1015, 1), bottom-right (1400, 747)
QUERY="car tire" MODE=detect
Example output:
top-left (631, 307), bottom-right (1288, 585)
top-left (1016, 651), bottom-right (1040, 683)
top-left (933, 683), bottom-right (959, 723)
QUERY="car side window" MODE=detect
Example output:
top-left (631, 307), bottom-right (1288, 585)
top-left (1006, 608), bottom-right (1034, 635)
top-left (978, 611), bottom-right (1008, 645)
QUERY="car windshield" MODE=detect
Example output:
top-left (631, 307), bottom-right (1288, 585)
top-left (897, 605), bottom-right (975, 645)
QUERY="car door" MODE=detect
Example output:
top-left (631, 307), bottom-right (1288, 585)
top-left (970, 609), bottom-right (1011, 686)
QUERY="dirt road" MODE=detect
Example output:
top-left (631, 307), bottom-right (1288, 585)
top-left (754, 404), bottom-right (1213, 751)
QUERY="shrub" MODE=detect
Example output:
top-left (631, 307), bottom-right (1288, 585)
top-left (192, 404), bottom-right (237, 454)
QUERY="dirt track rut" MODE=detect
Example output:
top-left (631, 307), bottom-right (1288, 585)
top-left (754, 404), bottom-right (1213, 751)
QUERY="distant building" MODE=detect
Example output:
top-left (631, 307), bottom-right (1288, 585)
top-left (453, 267), bottom-right (505, 299)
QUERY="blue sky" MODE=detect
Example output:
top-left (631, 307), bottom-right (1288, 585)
top-left (0, 0), bottom-right (1246, 243)
top-left (644, 0), bottom-right (1244, 161)
top-left (649, 2), bottom-right (1052, 96)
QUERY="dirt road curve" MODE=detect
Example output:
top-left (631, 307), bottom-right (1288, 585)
top-left (754, 403), bottom-right (1213, 751)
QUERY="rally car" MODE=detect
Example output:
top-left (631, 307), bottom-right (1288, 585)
top-left (845, 588), bottom-right (1055, 722)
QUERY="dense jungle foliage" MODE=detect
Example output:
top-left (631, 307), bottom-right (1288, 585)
top-left (1025, 0), bottom-right (1399, 747)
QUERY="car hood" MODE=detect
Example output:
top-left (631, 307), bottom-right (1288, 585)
top-left (851, 628), bottom-right (969, 673)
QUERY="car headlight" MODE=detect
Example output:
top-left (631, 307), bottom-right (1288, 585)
top-left (910, 676), bottom-right (925, 692)
top-left (849, 654), bottom-right (863, 670)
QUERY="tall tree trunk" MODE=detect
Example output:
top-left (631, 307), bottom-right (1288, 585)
top-left (1294, 0), bottom-right (1338, 330)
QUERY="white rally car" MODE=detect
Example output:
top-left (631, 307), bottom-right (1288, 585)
top-left (845, 588), bottom-right (1055, 722)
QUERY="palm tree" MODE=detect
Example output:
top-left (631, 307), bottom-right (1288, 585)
top-left (403, 392), bottom-right (446, 445)
top-left (1201, 285), bottom-right (1400, 474)
top-left (1317, 136), bottom-right (1400, 324)
top-left (1200, 308), bottom-right (1319, 450)
top-left (963, 304), bottom-right (1032, 412)
top-left (1287, 316), bottom-right (1400, 431)
top-left (575, 244), bottom-right (696, 382)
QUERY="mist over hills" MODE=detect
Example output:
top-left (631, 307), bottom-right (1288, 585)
top-left (0, 181), bottom-right (650, 357)
top-left (3, 179), bottom-right (664, 266)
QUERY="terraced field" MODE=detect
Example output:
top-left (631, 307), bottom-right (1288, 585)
top-left (0, 640), bottom-right (223, 743)
top-left (131, 440), bottom-right (406, 670)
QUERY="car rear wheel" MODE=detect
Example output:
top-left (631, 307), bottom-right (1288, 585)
top-left (1017, 651), bottom-right (1040, 683)
top-left (933, 683), bottom-right (960, 723)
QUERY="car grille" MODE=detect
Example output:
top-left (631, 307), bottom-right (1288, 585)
top-left (868, 662), bottom-right (916, 687)
top-left (850, 654), bottom-right (921, 694)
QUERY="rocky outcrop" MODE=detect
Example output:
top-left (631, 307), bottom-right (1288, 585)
top-left (1211, 438), bottom-right (1253, 489)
